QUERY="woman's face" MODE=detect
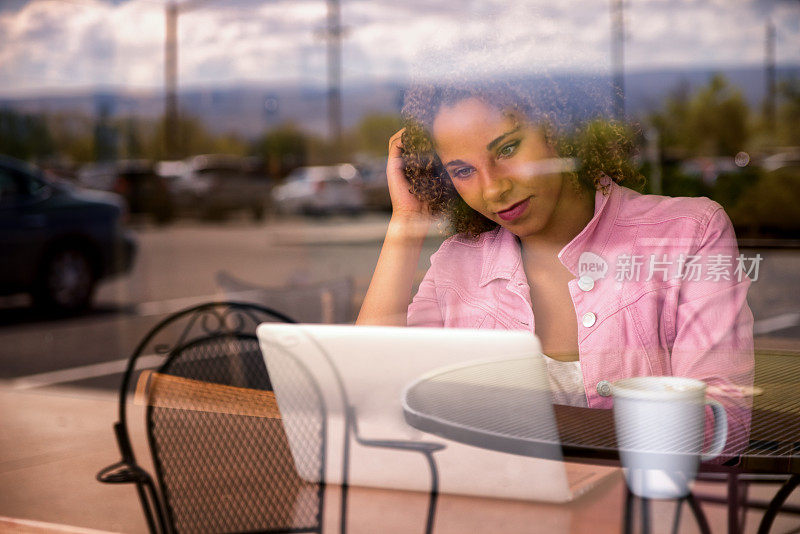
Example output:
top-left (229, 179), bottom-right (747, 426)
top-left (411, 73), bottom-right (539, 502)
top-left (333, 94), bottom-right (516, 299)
top-left (431, 97), bottom-right (568, 240)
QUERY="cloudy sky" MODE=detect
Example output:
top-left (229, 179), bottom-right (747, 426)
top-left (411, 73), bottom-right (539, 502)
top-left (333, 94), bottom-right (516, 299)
top-left (0, 0), bottom-right (798, 96)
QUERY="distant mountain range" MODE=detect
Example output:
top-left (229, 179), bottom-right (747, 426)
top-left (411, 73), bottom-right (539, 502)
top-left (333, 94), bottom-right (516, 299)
top-left (2, 65), bottom-right (798, 139)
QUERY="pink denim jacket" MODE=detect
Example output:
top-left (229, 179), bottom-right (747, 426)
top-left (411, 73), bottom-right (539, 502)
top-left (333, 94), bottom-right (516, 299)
top-left (408, 180), bottom-right (754, 457)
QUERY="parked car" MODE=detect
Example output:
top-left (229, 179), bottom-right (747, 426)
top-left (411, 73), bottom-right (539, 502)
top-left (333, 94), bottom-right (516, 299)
top-left (356, 161), bottom-right (392, 212)
top-left (184, 154), bottom-right (272, 220)
top-left (156, 159), bottom-right (197, 214)
top-left (272, 164), bottom-right (365, 216)
top-left (78, 160), bottom-right (175, 224)
top-left (0, 156), bottom-right (136, 312)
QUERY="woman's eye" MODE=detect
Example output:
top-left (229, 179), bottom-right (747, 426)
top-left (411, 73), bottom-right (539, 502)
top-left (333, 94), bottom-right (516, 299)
top-left (451, 167), bottom-right (474, 180)
top-left (498, 141), bottom-right (520, 158)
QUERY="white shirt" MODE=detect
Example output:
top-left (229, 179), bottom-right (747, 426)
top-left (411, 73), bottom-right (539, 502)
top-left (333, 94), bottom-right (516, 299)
top-left (544, 356), bottom-right (588, 407)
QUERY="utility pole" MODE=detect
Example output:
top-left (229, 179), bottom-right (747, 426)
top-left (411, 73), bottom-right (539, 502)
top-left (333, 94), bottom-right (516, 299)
top-left (326, 0), bottom-right (343, 153)
top-left (164, 1), bottom-right (179, 159)
top-left (164, 1), bottom-right (207, 160)
top-left (610, 0), bottom-right (625, 121)
top-left (765, 20), bottom-right (776, 133)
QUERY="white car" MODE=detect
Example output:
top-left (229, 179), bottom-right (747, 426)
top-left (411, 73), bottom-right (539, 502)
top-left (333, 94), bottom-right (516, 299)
top-left (272, 164), bottom-right (365, 216)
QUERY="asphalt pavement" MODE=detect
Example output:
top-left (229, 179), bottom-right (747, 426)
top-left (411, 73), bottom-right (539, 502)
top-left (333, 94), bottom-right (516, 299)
top-left (0, 214), bottom-right (444, 390)
top-left (1, 215), bottom-right (798, 392)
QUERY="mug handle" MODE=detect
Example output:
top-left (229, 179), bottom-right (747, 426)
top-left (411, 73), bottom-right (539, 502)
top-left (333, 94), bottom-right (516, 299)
top-left (700, 399), bottom-right (728, 462)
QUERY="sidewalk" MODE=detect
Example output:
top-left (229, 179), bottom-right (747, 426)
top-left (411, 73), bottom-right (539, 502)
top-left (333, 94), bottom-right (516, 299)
top-left (0, 386), bottom-right (148, 533)
top-left (2, 383), bottom-right (799, 534)
top-left (267, 214), bottom-right (445, 246)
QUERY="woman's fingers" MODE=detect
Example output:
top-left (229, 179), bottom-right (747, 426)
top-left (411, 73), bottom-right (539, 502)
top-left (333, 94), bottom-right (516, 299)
top-left (386, 128), bottom-right (407, 175)
top-left (389, 127), bottom-right (405, 147)
top-left (388, 128), bottom-right (405, 158)
top-left (385, 128), bottom-right (424, 215)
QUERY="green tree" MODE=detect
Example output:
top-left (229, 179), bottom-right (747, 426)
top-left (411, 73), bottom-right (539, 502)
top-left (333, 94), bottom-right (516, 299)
top-left (559, 119), bottom-right (644, 191)
top-left (47, 113), bottom-right (95, 164)
top-left (650, 74), bottom-right (750, 157)
top-left (649, 82), bottom-right (692, 159)
top-left (354, 113), bottom-right (402, 157)
top-left (775, 78), bottom-right (800, 146)
top-left (252, 123), bottom-right (309, 177)
top-left (692, 75), bottom-right (749, 155)
top-left (728, 169), bottom-right (800, 237)
top-left (0, 109), bottom-right (56, 160)
top-left (119, 117), bottom-right (145, 159)
top-left (212, 134), bottom-right (248, 157)
top-left (149, 115), bottom-right (221, 160)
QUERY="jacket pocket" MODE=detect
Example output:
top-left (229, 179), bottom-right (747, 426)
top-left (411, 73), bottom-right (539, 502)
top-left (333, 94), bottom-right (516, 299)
top-left (439, 286), bottom-right (500, 329)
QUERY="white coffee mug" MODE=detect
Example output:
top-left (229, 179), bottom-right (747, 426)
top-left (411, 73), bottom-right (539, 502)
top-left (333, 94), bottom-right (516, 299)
top-left (612, 376), bottom-right (727, 499)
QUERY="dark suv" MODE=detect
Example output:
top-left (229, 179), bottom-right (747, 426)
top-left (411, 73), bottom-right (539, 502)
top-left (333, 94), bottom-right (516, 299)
top-left (185, 154), bottom-right (272, 220)
top-left (78, 159), bottom-right (175, 224)
top-left (0, 156), bottom-right (136, 312)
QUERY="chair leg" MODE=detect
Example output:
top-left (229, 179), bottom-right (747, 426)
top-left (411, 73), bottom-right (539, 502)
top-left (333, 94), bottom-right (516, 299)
top-left (423, 451), bottom-right (439, 534)
top-left (135, 482), bottom-right (158, 534)
top-left (138, 477), bottom-right (169, 534)
top-left (340, 421), bottom-right (352, 534)
top-left (672, 498), bottom-right (684, 534)
top-left (624, 487), bottom-right (635, 534)
top-left (739, 481), bottom-right (749, 534)
top-left (339, 483), bottom-right (349, 534)
top-left (640, 497), bottom-right (651, 534)
top-left (728, 471), bottom-right (741, 534)
top-left (686, 492), bottom-right (712, 534)
top-left (756, 474), bottom-right (800, 534)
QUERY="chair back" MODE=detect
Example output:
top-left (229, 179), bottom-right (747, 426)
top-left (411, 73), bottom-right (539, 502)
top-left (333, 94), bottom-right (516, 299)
top-left (97, 302), bottom-right (326, 534)
top-left (148, 333), bottom-right (325, 533)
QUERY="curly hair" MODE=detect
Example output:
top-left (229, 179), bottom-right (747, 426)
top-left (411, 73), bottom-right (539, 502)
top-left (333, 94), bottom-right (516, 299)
top-left (400, 80), bottom-right (644, 236)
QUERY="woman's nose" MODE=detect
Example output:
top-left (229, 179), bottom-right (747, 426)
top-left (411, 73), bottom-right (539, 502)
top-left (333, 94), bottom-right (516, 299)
top-left (480, 165), bottom-right (513, 203)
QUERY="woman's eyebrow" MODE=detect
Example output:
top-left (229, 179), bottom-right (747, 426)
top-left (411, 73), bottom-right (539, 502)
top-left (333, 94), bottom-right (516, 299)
top-left (444, 159), bottom-right (467, 169)
top-left (486, 125), bottom-right (522, 152)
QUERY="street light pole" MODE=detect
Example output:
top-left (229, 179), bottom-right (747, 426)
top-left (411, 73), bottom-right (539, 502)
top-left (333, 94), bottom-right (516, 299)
top-left (326, 0), bottom-right (343, 153)
top-left (765, 20), bottom-right (776, 133)
top-left (164, 1), bottom-right (179, 159)
top-left (610, 0), bottom-right (625, 121)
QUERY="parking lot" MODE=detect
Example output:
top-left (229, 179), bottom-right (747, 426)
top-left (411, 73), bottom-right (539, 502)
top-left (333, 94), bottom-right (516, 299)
top-left (1, 215), bottom-right (798, 393)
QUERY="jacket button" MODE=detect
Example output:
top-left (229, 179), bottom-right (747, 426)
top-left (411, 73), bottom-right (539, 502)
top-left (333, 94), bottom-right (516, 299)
top-left (596, 380), bottom-right (612, 397)
top-left (582, 312), bottom-right (597, 327)
top-left (578, 275), bottom-right (595, 291)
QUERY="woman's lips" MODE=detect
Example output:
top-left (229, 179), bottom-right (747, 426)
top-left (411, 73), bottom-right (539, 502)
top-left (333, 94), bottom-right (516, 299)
top-left (496, 198), bottom-right (530, 222)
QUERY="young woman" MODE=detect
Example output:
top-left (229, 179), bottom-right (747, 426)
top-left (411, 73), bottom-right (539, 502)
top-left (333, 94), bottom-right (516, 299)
top-left (356, 82), bottom-right (753, 448)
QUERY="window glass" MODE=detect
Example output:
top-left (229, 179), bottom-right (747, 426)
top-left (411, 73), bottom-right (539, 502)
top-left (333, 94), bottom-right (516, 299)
top-left (0, 3), bottom-right (798, 528)
top-left (0, 168), bottom-right (22, 203)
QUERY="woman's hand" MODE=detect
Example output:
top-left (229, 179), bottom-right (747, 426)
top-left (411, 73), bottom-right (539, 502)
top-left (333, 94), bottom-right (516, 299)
top-left (357, 129), bottom-right (432, 326)
top-left (386, 128), bottom-right (427, 219)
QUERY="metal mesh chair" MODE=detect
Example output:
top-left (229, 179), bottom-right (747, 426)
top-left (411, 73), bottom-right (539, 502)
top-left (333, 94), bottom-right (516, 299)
top-left (679, 470), bottom-right (797, 534)
top-left (676, 348), bottom-right (800, 534)
top-left (98, 301), bottom-right (444, 534)
top-left (97, 302), bottom-right (325, 533)
top-left (148, 334), bottom-right (325, 533)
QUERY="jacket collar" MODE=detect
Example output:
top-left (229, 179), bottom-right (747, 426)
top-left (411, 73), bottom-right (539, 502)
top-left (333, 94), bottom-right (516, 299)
top-left (479, 177), bottom-right (621, 285)
top-left (558, 176), bottom-right (621, 276)
top-left (479, 226), bottom-right (523, 287)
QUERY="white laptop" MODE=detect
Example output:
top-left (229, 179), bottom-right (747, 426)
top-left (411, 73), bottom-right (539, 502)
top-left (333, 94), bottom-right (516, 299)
top-left (255, 324), bottom-right (618, 503)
